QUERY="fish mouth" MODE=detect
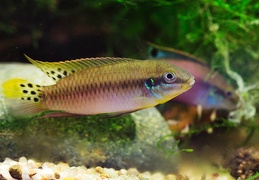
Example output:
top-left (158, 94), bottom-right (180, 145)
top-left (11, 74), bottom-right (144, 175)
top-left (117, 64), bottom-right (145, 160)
top-left (182, 78), bottom-right (195, 91)
top-left (188, 78), bottom-right (195, 86)
top-left (179, 78), bottom-right (195, 93)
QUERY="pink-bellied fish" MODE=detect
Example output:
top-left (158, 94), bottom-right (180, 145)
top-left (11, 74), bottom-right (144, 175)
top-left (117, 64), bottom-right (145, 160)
top-left (148, 43), bottom-right (239, 111)
top-left (2, 55), bottom-right (195, 118)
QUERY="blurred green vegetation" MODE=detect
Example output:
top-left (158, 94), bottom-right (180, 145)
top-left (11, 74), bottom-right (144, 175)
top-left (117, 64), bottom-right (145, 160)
top-left (0, 0), bottom-right (258, 125)
top-left (1, 0), bottom-right (259, 81)
top-left (1, 0), bottom-right (258, 124)
top-left (1, 1), bottom-right (259, 174)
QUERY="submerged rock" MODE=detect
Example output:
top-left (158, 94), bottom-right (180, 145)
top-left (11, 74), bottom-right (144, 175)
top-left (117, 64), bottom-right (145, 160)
top-left (0, 63), bottom-right (178, 173)
top-left (227, 147), bottom-right (259, 179)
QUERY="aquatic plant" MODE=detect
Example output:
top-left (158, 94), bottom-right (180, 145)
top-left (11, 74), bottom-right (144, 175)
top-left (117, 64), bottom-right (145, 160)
top-left (1, 0), bottom-right (259, 122)
top-left (97, 0), bottom-right (252, 126)
top-left (157, 135), bottom-right (193, 158)
top-left (247, 172), bottom-right (259, 180)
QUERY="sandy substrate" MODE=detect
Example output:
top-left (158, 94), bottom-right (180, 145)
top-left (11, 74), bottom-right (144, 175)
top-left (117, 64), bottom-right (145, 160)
top-left (0, 156), bottom-right (236, 180)
top-left (0, 157), bottom-right (182, 180)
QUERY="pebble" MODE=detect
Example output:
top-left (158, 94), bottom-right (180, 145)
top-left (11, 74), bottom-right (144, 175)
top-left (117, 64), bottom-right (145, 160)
top-left (0, 174), bottom-right (7, 180)
top-left (228, 147), bottom-right (259, 179)
top-left (127, 168), bottom-right (139, 176)
top-left (0, 157), bottom-right (182, 180)
top-left (9, 165), bottom-right (22, 179)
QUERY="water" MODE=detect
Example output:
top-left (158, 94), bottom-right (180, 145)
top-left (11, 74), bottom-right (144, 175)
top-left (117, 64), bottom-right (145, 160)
top-left (0, 1), bottom-right (259, 179)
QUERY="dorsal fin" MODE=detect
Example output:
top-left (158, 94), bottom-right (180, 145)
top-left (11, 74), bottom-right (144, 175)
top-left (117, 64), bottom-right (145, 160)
top-left (147, 42), bottom-right (207, 66)
top-left (24, 55), bottom-right (136, 82)
top-left (204, 69), bottom-right (219, 82)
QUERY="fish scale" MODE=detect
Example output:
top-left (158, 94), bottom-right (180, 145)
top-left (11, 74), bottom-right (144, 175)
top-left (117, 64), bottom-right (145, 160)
top-left (43, 63), bottom-right (145, 114)
top-left (2, 55), bottom-right (194, 118)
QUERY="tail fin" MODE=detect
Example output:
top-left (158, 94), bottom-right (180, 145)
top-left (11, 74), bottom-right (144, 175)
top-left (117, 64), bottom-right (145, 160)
top-left (2, 78), bottom-right (46, 117)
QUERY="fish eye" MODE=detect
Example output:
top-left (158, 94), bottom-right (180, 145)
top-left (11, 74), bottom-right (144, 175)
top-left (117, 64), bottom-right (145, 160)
top-left (163, 72), bottom-right (176, 83)
top-left (150, 47), bottom-right (158, 58)
top-left (225, 91), bottom-right (233, 97)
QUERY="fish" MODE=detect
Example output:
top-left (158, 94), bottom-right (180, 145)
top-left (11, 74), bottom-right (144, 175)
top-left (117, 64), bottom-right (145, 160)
top-left (148, 43), bottom-right (239, 111)
top-left (2, 55), bottom-right (195, 118)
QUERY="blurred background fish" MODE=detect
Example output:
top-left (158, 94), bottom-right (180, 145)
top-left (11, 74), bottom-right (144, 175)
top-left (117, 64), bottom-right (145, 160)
top-left (2, 55), bottom-right (194, 118)
top-left (147, 43), bottom-right (240, 131)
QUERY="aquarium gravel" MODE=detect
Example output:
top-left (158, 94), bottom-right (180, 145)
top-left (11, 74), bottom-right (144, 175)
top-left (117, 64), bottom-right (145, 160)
top-left (0, 157), bottom-right (182, 180)
top-left (228, 148), bottom-right (259, 179)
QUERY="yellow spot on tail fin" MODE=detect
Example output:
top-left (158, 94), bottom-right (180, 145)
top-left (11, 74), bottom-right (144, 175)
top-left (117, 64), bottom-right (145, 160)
top-left (2, 78), bottom-right (46, 117)
top-left (3, 79), bottom-right (27, 98)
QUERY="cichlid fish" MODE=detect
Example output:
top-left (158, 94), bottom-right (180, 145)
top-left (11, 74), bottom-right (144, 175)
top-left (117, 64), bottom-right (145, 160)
top-left (148, 43), bottom-right (239, 111)
top-left (2, 55), bottom-right (195, 118)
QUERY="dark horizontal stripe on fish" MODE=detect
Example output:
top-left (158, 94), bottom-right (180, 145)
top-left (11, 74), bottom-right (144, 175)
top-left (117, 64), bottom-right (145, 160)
top-left (42, 77), bottom-right (149, 101)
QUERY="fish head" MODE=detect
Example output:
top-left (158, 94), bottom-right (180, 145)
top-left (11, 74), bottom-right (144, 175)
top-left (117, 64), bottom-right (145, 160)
top-left (147, 43), bottom-right (241, 111)
top-left (185, 80), bottom-right (240, 110)
top-left (174, 79), bottom-right (240, 111)
top-left (213, 86), bottom-right (240, 111)
top-left (144, 63), bottom-right (195, 104)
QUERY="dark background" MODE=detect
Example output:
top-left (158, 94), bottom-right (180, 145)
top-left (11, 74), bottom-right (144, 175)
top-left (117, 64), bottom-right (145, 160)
top-left (1, 0), bottom-right (259, 83)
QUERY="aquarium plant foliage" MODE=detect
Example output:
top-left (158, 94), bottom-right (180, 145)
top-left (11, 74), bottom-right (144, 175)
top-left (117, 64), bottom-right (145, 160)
top-left (1, 0), bottom-right (259, 122)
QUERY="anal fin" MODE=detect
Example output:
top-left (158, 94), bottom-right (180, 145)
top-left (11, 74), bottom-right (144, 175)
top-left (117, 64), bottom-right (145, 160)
top-left (38, 110), bottom-right (84, 119)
